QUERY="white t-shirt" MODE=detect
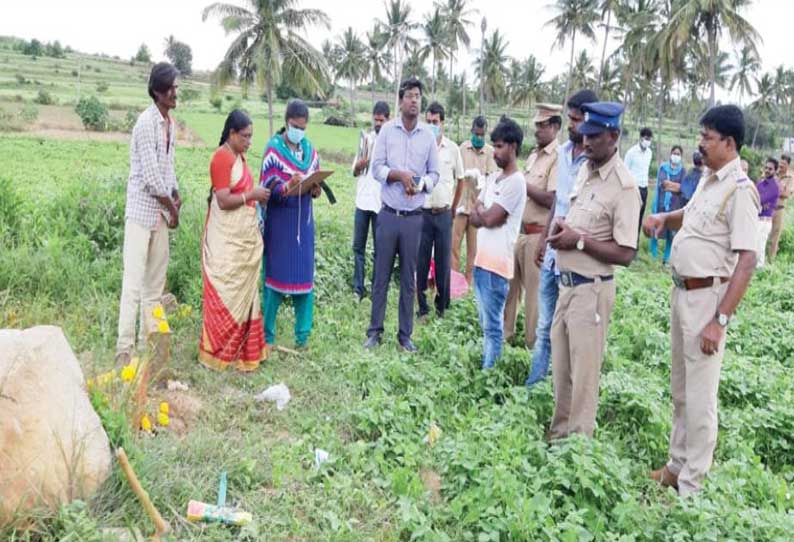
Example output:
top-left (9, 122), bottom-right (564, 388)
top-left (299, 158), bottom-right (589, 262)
top-left (474, 170), bottom-right (527, 280)
top-left (351, 131), bottom-right (381, 212)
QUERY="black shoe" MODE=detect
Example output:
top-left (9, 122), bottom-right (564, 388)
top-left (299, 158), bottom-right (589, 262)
top-left (364, 334), bottom-right (381, 350)
top-left (398, 339), bottom-right (418, 354)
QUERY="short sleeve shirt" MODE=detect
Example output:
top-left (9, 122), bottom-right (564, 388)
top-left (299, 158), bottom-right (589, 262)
top-left (522, 140), bottom-right (559, 225)
top-left (474, 170), bottom-right (527, 280)
top-left (425, 136), bottom-right (464, 209)
top-left (670, 157), bottom-right (760, 278)
top-left (556, 151), bottom-right (641, 277)
top-left (458, 141), bottom-right (499, 214)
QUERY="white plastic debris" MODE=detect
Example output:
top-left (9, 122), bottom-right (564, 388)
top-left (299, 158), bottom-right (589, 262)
top-left (314, 448), bottom-right (330, 469)
top-left (254, 383), bottom-right (291, 411)
top-left (166, 380), bottom-right (189, 391)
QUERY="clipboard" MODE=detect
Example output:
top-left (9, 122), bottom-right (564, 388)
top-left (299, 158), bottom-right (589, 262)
top-left (284, 170), bottom-right (335, 197)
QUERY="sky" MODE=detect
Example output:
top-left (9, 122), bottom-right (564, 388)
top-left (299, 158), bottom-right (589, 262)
top-left (2, 0), bottom-right (793, 102)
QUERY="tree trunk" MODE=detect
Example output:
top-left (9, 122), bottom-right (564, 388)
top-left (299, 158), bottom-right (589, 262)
top-left (350, 80), bottom-right (357, 127)
top-left (266, 75), bottom-right (274, 138)
top-left (752, 116), bottom-right (761, 148)
top-left (708, 25), bottom-right (717, 107)
top-left (562, 30), bottom-right (576, 110)
top-left (479, 31), bottom-right (486, 115)
top-left (431, 51), bottom-right (437, 98)
top-left (597, 9), bottom-right (611, 93)
top-left (393, 42), bottom-right (403, 114)
top-left (656, 78), bottom-right (665, 159)
top-left (371, 69), bottom-right (376, 111)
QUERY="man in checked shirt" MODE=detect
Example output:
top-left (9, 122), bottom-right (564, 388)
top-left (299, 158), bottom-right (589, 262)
top-left (115, 62), bottom-right (181, 366)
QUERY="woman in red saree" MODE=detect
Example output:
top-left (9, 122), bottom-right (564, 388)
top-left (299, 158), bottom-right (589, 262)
top-left (199, 110), bottom-right (271, 371)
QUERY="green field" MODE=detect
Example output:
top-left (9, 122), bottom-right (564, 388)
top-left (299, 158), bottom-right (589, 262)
top-left (3, 38), bottom-right (794, 542)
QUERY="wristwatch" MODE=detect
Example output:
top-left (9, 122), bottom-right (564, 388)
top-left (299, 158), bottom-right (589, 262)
top-left (716, 312), bottom-right (730, 327)
top-left (576, 236), bottom-right (585, 251)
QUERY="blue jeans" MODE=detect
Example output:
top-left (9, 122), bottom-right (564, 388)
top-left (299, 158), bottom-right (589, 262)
top-left (352, 208), bottom-right (377, 296)
top-left (526, 266), bottom-right (559, 386)
top-left (473, 267), bottom-right (509, 369)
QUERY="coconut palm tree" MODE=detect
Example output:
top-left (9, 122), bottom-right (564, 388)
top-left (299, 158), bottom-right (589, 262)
top-left (380, 0), bottom-right (419, 109)
top-left (596, 0), bottom-right (620, 92)
top-left (750, 73), bottom-right (776, 147)
top-left (613, 0), bottom-right (662, 118)
top-left (730, 45), bottom-right (760, 105)
top-left (420, 7), bottom-right (450, 98)
top-left (545, 0), bottom-right (598, 106)
top-left (475, 29), bottom-right (510, 103)
top-left (365, 25), bottom-right (391, 109)
top-left (436, 0), bottom-right (477, 91)
top-left (202, 0), bottom-right (331, 136)
top-left (402, 49), bottom-right (429, 81)
top-left (571, 50), bottom-right (596, 90)
top-left (509, 55), bottom-right (545, 133)
top-left (335, 27), bottom-right (368, 127)
top-left (665, 0), bottom-right (761, 107)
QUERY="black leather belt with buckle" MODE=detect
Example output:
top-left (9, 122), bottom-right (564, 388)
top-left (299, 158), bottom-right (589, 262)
top-left (558, 271), bottom-right (613, 288)
top-left (382, 204), bottom-right (423, 217)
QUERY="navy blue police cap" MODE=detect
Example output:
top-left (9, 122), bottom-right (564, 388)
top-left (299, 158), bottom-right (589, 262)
top-left (578, 102), bottom-right (625, 135)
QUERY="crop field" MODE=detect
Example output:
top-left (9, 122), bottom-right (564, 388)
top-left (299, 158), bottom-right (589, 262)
top-left (2, 38), bottom-right (794, 542)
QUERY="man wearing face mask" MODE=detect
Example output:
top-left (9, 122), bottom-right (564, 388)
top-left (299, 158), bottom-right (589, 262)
top-left (504, 103), bottom-right (561, 349)
top-left (365, 78), bottom-right (440, 353)
top-left (351, 101), bottom-right (391, 301)
top-left (417, 102), bottom-right (464, 320)
top-left (545, 101), bottom-right (641, 439)
top-left (453, 116), bottom-right (499, 286)
top-left (754, 158), bottom-right (780, 268)
top-left (624, 127), bottom-right (654, 236)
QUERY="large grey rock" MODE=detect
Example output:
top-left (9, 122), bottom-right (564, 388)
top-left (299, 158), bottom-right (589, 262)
top-left (0, 326), bottom-right (111, 526)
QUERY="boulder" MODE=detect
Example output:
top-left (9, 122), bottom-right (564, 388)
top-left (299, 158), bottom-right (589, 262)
top-left (0, 326), bottom-right (111, 526)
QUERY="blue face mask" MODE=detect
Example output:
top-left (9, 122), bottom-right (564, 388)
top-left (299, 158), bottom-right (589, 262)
top-left (429, 124), bottom-right (441, 139)
top-left (471, 134), bottom-right (485, 149)
top-left (287, 125), bottom-right (305, 144)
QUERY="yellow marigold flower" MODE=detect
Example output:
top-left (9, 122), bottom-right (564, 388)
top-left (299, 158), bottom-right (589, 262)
top-left (159, 402), bottom-right (169, 415)
top-left (157, 320), bottom-right (171, 334)
top-left (157, 412), bottom-right (169, 427)
top-left (86, 379), bottom-right (95, 390)
top-left (152, 305), bottom-right (165, 320)
top-left (426, 422), bottom-right (442, 448)
top-left (140, 415), bottom-right (153, 432)
top-left (121, 365), bottom-right (136, 382)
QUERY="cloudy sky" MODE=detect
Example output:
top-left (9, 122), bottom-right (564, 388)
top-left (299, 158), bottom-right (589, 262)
top-left (3, 0), bottom-right (791, 101)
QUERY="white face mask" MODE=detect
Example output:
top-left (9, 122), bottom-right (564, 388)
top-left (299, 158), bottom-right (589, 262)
top-left (670, 154), bottom-right (682, 165)
top-left (640, 139), bottom-right (651, 150)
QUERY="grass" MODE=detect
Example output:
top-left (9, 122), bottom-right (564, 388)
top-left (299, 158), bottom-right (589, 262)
top-left (2, 129), bottom-right (794, 541)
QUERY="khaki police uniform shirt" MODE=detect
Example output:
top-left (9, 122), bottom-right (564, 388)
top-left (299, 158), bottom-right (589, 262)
top-left (425, 136), bottom-right (464, 209)
top-left (459, 140), bottom-right (498, 214)
top-left (557, 151), bottom-right (641, 277)
top-left (778, 171), bottom-right (794, 205)
top-left (670, 157), bottom-right (760, 278)
top-left (522, 140), bottom-right (559, 226)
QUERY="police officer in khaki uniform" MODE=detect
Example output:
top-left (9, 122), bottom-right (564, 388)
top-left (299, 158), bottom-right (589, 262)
top-left (452, 116), bottom-right (499, 285)
top-left (545, 102), bottom-right (640, 439)
top-left (645, 105), bottom-right (759, 496)
top-left (504, 104), bottom-right (561, 347)
top-left (769, 154), bottom-right (794, 262)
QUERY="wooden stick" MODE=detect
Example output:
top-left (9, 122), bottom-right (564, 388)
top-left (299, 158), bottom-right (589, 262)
top-left (116, 448), bottom-right (170, 536)
top-left (276, 345), bottom-right (300, 356)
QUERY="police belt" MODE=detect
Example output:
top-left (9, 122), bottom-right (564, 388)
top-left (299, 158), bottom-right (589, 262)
top-left (671, 273), bottom-right (728, 291)
top-left (557, 271), bottom-right (613, 288)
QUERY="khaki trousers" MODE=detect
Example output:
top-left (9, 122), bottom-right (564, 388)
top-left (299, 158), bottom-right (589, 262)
top-left (452, 213), bottom-right (477, 284)
top-left (550, 278), bottom-right (616, 439)
top-left (504, 233), bottom-right (542, 347)
top-left (116, 218), bottom-right (170, 354)
top-left (768, 208), bottom-right (785, 263)
top-left (666, 281), bottom-right (729, 496)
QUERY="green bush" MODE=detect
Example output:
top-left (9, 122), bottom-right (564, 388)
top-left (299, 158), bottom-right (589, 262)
top-left (96, 81), bottom-right (109, 93)
top-left (209, 95), bottom-right (222, 111)
top-left (18, 103), bottom-right (39, 123)
top-left (34, 89), bottom-right (54, 105)
top-left (75, 96), bottom-right (109, 131)
top-left (179, 87), bottom-right (200, 102)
